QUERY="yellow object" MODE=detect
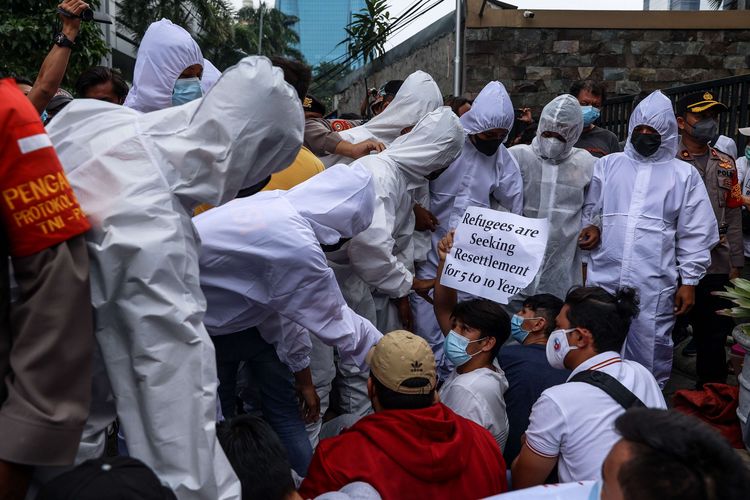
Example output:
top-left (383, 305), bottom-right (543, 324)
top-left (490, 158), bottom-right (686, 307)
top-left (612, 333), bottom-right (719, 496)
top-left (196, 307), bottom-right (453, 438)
top-left (192, 147), bottom-right (325, 217)
top-left (263, 146), bottom-right (325, 191)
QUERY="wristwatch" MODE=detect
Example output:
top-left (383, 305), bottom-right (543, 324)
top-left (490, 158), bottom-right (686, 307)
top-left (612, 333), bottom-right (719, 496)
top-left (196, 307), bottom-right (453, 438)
top-left (53, 33), bottom-right (75, 48)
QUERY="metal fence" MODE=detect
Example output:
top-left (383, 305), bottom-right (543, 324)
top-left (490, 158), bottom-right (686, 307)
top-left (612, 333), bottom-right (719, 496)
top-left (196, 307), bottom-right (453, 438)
top-left (601, 74), bottom-right (750, 152)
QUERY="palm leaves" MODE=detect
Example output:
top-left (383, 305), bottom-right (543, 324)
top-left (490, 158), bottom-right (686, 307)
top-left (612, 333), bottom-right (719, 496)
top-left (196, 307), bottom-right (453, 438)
top-left (713, 278), bottom-right (750, 334)
top-left (117, 1), bottom-right (305, 70)
top-left (342, 0), bottom-right (391, 67)
top-left (235, 5), bottom-right (303, 60)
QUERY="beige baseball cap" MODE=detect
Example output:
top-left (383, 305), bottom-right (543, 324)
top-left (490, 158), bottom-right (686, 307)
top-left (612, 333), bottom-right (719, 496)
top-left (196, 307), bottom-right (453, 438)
top-left (739, 127), bottom-right (750, 136)
top-left (366, 330), bottom-right (436, 395)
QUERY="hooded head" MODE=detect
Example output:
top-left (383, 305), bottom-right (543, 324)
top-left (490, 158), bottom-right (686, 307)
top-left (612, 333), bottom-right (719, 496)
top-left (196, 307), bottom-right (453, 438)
top-left (283, 163), bottom-right (375, 246)
top-left (624, 90), bottom-right (679, 163)
top-left (201, 58), bottom-right (222, 95)
top-left (138, 56), bottom-right (304, 207)
top-left (460, 81), bottom-right (514, 136)
top-left (371, 107), bottom-right (465, 189)
top-left (531, 94), bottom-right (584, 163)
top-left (124, 19), bottom-right (204, 112)
top-left (356, 70), bottom-right (443, 145)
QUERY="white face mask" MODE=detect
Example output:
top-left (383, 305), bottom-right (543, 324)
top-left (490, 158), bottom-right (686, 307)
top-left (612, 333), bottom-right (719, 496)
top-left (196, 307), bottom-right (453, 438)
top-left (538, 136), bottom-right (567, 160)
top-left (546, 328), bottom-right (578, 370)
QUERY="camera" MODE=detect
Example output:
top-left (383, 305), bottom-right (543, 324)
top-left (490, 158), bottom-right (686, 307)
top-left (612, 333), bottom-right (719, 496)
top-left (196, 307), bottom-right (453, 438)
top-left (523, 10), bottom-right (535, 18)
top-left (57, 7), bottom-right (112, 24)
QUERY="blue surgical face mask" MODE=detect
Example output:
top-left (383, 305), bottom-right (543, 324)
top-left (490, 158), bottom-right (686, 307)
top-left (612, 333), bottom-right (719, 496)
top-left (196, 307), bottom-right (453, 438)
top-left (581, 105), bottom-right (600, 127)
top-left (588, 480), bottom-right (602, 500)
top-left (444, 330), bottom-right (484, 367)
top-left (510, 314), bottom-right (541, 344)
top-left (745, 145), bottom-right (750, 162)
top-left (172, 77), bottom-right (203, 106)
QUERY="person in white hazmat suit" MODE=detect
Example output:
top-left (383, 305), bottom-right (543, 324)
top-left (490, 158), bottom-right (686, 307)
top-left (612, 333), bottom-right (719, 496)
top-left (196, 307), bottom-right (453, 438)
top-left (322, 107), bottom-right (465, 415)
top-left (579, 90), bottom-right (719, 387)
top-left (411, 81), bottom-right (524, 372)
top-left (320, 70), bottom-right (444, 271)
top-left (509, 94), bottom-right (596, 302)
top-left (123, 19), bottom-right (205, 112)
top-left (195, 163), bottom-right (382, 473)
top-left (45, 56), bottom-right (304, 499)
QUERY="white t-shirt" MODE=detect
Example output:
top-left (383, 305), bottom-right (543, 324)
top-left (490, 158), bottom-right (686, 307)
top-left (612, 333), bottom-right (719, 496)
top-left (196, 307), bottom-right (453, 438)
top-left (524, 352), bottom-right (666, 482)
top-left (440, 363), bottom-right (510, 451)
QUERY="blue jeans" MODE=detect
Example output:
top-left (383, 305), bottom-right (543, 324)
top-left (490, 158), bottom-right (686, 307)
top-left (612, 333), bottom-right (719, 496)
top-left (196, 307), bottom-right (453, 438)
top-left (211, 328), bottom-right (312, 476)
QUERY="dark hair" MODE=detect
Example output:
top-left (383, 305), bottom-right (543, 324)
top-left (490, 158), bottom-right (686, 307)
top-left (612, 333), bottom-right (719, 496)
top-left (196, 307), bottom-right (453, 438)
top-left (563, 286), bottom-right (639, 353)
top-left (569, 80), bottom-right (608, 105)
top-left (514, 122), bottom-right (538, 146)
top-left (614, 408), bottom-right (750, 500)
top-left (371, 375), bottom-right (434, 410)
top-left (270, 56), bottom-right (311, 101)
top-left (523, 293), bottom-right (564, 336)
top-left (74, 66), bottom-right (129, 100)
top-left (216, 415), bottom-right (296, 500)
top-left (452, 298), bottom-right (510, 357)
top-left (13, 75), bottom-right (34, 87)
top-left (444, 94), bottom-right (472, 116)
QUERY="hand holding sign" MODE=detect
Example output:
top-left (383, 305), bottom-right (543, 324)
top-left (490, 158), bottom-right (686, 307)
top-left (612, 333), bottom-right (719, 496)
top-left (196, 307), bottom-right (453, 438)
top-left (440, 207), bottom-right (549, 304)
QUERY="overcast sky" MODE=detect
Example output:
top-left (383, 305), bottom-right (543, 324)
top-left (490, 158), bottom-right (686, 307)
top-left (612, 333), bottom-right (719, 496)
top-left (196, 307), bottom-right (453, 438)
top-left (234, 0), bottom-right (648, 50)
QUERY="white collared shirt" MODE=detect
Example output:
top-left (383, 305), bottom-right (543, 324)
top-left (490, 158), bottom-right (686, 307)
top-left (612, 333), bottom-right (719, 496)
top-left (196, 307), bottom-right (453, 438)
top-left (523, 352), bottom-right (666, 482)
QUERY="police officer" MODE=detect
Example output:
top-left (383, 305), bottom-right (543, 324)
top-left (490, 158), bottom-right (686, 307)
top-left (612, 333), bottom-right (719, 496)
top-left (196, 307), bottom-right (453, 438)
top-left (676, 91), bottom-right (743, 387)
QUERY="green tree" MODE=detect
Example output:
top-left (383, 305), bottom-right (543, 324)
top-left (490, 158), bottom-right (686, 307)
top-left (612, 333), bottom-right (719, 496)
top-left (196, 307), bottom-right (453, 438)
top-left (2, 0), bottom-right (109, 87)
top-left (342, 0), bottom-right (391, 68)
top-left (310, 60), bottom-right (348, 112)
top-left (117, 0), bottom-right (236, 68)
top-left (234, 5), bottom-right (303, 61)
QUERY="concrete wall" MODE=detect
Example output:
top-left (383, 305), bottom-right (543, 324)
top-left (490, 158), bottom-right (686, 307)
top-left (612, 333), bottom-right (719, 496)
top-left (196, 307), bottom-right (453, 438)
top-left (333, 4), bottom-right (750, 114)
top-left (333, 13), bottom-right (455, 114)
top-left (465, 25), bottom-right (750, 109)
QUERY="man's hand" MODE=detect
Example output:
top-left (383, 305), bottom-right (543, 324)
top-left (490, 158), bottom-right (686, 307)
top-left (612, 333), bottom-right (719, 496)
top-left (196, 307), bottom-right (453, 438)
top-left (59, 0), bottom-right (89, 39)
top-left (396, 296), bottom-right (413, 331)
top-left (296, 382), bottom-right (320, 424)
top-left (578, 225), bottom-right (600, 250)
top-left (437, 230), bottom-right (455, 262)
top-left (349, 139), bottom-right (385, 159)
top-left (412, 278), bottom-right (435, 304)
top-left (413, 204), bottom-right (438, 231)
top-left (674, 284), bottom-right (696, 315)
top-left (730, 267), bottom-right (742, 280)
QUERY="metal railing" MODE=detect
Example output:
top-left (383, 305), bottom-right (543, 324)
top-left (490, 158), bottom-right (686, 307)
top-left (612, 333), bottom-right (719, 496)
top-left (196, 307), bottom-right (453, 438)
top-left (601, 74), bottom-right (750, 152)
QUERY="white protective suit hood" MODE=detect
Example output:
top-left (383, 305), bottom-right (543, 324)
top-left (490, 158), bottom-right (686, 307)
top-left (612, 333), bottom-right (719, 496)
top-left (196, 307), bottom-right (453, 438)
top-left (353, 70), bottom-right (442, 144)
top-left (51, 56), bottom-right (303, 208)
top-left (283, 163), bottom-right (376, 245)
top-left (531, 94), bottom-right (585, 164)
top-left (201, 58), bottom-right (222, 94)
top-left (460, 81), bottom-right (514, 135)
top-left (322, 71), bottom-right (443, 170)
top-left (124, 19), bottom-right (204, 112)
top-left (624, 90), bottom-right (679, 164)
top-left (360, 106), bottom-right (465, 190)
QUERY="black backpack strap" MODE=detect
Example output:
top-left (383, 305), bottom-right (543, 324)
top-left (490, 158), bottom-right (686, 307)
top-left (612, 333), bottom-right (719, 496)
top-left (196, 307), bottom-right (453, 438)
top-left (569, 370), bottom-right (646, 410)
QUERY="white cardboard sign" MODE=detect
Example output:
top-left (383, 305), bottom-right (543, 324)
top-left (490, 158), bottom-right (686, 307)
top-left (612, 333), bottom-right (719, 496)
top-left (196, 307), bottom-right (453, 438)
top-left (440, 207), bottom-right (549, 304)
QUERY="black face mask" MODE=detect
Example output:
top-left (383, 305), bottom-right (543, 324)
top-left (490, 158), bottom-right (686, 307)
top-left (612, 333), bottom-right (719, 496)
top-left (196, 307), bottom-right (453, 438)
top-left (320, 237), bottom-right (352, 253)
top-left (471, 136), bottom-right (502, 156)
top-left (631, 130), bottom-right (662, 157)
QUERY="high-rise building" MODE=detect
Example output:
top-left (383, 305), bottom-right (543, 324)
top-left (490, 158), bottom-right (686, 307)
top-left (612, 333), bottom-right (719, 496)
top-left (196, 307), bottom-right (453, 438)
top-left (643, 0), bottom-right (716, 9)
top-left (278, 0), bottom-right (366, 67)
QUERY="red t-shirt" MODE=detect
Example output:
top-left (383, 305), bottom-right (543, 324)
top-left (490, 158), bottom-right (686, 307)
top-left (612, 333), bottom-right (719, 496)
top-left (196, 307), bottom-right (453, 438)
top-left (0, 79), bottom-right (90, 257)
top-left (299, 403), bottom-right (507, 500)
